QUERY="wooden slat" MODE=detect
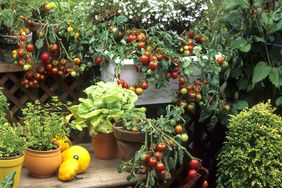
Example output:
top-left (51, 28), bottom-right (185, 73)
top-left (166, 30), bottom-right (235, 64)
top-left (0, 64), bottom-right (24, 73)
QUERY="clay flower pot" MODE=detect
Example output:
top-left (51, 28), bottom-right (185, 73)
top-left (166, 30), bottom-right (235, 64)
top-left (91, 133), bottom-right (118, 160)
top-left (113, 126), bottom-right (145, 161)
top-left (0, 155), bottom-right (24, 188)
top-left (24, 146), bottom-right (62, 178)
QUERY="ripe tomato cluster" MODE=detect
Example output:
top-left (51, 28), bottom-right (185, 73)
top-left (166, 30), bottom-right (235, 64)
top-left (138, 143), bottom-right (169, 179)
top-left (176, 79), bottom-right (208, 111)
top-left (179, 31), bottom-right (207, 56)
top-left (117, 79), bottom-right (149, 96)
top-left (186, 159), bottom-right (208, 188)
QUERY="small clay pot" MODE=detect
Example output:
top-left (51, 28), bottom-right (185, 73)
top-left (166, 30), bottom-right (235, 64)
top-left (113, 126), bottom-right (145, 161)
top-left (24, 146), bottom-right (62, 178)
top-left (91, 133), bottom-right (118, 160)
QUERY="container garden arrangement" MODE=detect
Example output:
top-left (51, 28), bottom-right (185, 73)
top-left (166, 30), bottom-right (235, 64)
top-left (22, 97), bottom-right (70, 178)
top-left (68, 81), bottom-right (138, 159)
top-left (113, 107), bottom-right (147, 161)
top-left (117, 105), bottom-right (206, 187)
top-left (217, 101), bottom-right (282, 187)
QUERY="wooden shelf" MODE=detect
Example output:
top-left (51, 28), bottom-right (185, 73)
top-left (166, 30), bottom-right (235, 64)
top-left (0, 63), bottom-right (23, 73)
top-left (20, 144), bottom-right (136, 188)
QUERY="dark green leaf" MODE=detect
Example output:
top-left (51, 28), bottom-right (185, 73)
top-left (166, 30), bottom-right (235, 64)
top-left (233, 100), bottom-right (248, 110)
top-left (275, 96), bottom-right (282, 106)
top-left (230, 37), bottom-right (251, 52)
top-left (252, 61), bottom-right (272, 84)
top-left (269, 67), bottom-right (280, 88)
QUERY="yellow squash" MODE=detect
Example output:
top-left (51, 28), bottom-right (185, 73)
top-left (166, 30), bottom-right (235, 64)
top-left (52, 136), bottom-right (72, 152)
top-left (58, 159), bottom-right (80, 181)
top-left (62, 146), bottom-right (91, 174)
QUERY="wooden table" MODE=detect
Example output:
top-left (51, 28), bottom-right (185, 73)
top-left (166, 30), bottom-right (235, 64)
top-left (20, 144), bottom-right (135, 188)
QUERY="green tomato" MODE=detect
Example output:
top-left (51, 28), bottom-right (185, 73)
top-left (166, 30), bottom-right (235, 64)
top-left (181, 134), bottom-right (189, 142)
top-left (184, 50), bottom-right (190, 56)
top-left (181, 88), bottom-right (188, 95)
top-left (170, 119), bottom-right (177, 126)
top-left (87, 61), bottom-right (93, 68)
top-left (147, 69), bottom-right (153, 75)
top-left (71, 71), bottom-right (77, 77)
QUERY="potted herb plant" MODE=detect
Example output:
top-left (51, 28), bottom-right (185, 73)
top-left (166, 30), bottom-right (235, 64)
top-left (23, 97), bottom-right (69, 178)
top-left (69, 81), bottom-right (138, 160)
top-left (113, 107), bottom-right (147, 161)
top-left (0, 123), bottom-right (25, 188)
top-left (0, 88), bottom-right (26, 188)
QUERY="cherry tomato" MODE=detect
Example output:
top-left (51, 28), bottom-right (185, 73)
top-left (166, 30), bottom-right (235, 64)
top-left (154, 152), bottom-right (164, 161)
top-left (187, 169), bottom-right (197, 180)
top-left (140, 153), bottom-right (150, 162)
top-left (141, 81), bottom-right (149, 90)
top-left (202, 180), bottom-right (208, 188)
top-left (179, 77), bottom-right (186, 84)
top-left (216, 57), bottom-right (224, 65)
top-left (189, 92), bottom-right (196, 99)
top-left (148, 61), bottom-right (158, 70)
top-left (140, 55), bottom-right (149, 64)
top-left (49, 43), bottom-right (58, 52)
top-left (157, 143), bottom-right (167, 152)
top-left (189, 159), bottom-right (200, 169)
top-left (171, 72), bottom-right (178, 79)
top-left (155, 162), bottom-right (165, 172)
top-left (135, 87), bottom-right (143, 95)
top-left (40, 52), bottom-right (50, 63)
top-left (148, 157), bottom-right (157, 167)
top-left (95, 57), bottom-right (102, 65)
top-left (174, 125), bottom-right (183, 134)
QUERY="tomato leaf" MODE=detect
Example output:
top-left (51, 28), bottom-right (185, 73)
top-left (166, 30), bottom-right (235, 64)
top-left (231, 37), bottom-right (251, 52)
top-left (275, 96), bottom-right (282, 106)
top-left (269, 67), bottom-right (280, 88)
top-left (252, 61), bottom-right (272, 84)
top-left (233, 100), bottom-right (248, 110)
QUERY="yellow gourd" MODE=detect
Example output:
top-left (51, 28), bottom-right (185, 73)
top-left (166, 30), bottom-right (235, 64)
top-left (52, 136), bottom-right (72, 152)
top-left (62, 146), bottom-right (91, 174)
top-left (58, 159), bottom-right (80, 181)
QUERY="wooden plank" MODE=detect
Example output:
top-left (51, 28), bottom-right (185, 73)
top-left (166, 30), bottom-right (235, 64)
top-left (0, 74), bottom-right (9, 85)
top-left (20, 143), bottom-right (138, 188)
top-left (0, 64), bottom-right (24, 73)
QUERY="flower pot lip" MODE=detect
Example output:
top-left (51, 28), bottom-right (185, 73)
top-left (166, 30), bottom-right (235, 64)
top-left (0, 154), bottom-right (25, 167)
top-left (26, 145), bottom-right (61, 153)
top-left (0, 32), bottom-right (32, 38)
top-left (0, 154), bottom-right (24, 160)
top-left (113, 125), bottom-right (145, 135)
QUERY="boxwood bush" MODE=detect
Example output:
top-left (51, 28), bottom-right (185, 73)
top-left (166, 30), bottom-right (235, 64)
top-left (217, 101), bottom-right (282, 188)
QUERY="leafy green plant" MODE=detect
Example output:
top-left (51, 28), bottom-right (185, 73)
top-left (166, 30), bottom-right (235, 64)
top-left (217, 101), bottom-right (282, 187)
top-left (69, 81), bottom-right (138, 135)
top-left (220, 0), bottom-right (282, 105)
top-left (0, 0), bottom-right (32, 34)
top-left (0, 123), bottom-right (26, 158)
top-left (22, 97), bottom-right (69, 151)
top-left (118, 105), bottom-right (198, 187)
top-left (0, 171), bottom-right (16, 188)
top-left (117, 107), bottom-right (147, 132)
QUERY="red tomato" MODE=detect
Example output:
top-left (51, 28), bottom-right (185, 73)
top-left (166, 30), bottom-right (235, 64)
top-left (157, 143), bottom-right (167, 152)
top-left (189, 159), bottom-right (200, 169)
top-left (150, 56), bottom-right (157, 61)
top-left (137, 42), bottom-right (145, 49)
top-left (141, 81), bottom-right (148, 90)
top-left (46, 64), bottom-right (53, 71)
top-left (148, 158), bottom-right (157, 167)
top-left (187, 169), bottom-right (197, 180)
top-left (202, 180), bottom-right (208, 188)
top-left (51, 68), bottom-right (59, 74)
top-left (194, 86), bottom-right (202, 93)
top-left (17, 49), bottom-right (24, 57)
top-left (95, 57), bottom-right (102, 65)
top-left (148, 61), bottom-right (158, 71)
top-left (189, 92), bottom-right (196, 99)
top-left (23, 79), bottom-right (29, 85)
top-left (171, 72), bottom-right (178, 79)
top-left (18, 60), bottom-right (25, 66)
top-left (140, 55), bottom-right (149, 64)
top-left (25, 44), bottom-right (34, 52)
top-left (49, 43), bottom-right (58, 52)
top-left (155, 162), bottom-right (165, 172)
top-left (40, 52), bottom-right (50, 63)
top-left (179, 77), bottom-right (186, 84)
top-left (186, 85), bottom-right (193, 91)
top-left (140, 153), bottom-right (150, 163)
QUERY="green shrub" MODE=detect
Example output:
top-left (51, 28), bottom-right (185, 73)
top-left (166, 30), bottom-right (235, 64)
top-left (217, 101), bottom-right (282, 188)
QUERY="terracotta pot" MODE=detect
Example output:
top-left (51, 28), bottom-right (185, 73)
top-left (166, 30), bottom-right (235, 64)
top-left (113, 126), bottom-right (145, 161)
top-left (0, 155), bottom-right (24, 188)
top-left (24, 146), bottom-right (62, 178)
top-left (91, 133), bottom-right (118, 160)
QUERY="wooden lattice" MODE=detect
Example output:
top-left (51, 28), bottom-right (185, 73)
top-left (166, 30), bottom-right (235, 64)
top-left (0, 64), bottom-right (94, 123)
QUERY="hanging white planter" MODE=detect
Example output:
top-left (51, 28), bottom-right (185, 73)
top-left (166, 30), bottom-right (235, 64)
top-left (101, 57), bottom-right (202, 105)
